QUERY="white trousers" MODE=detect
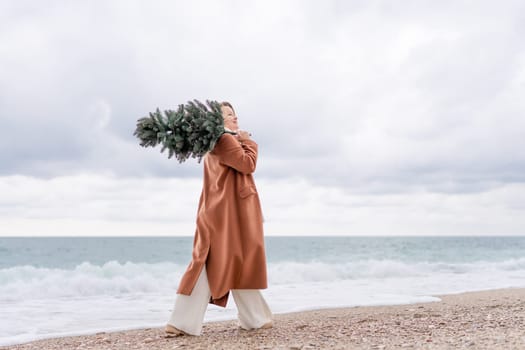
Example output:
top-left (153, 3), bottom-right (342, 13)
top-left (168, 266), bottom-right (272, 335)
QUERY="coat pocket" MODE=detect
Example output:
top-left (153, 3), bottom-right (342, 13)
top-left (239, 185), bottom-right (257, 198)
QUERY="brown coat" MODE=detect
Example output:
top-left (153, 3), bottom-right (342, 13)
top-left (176, 133), bottom-right (268, 307)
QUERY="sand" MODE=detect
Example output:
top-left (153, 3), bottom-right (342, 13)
top-left (2, 288), bottom-right (524, 350)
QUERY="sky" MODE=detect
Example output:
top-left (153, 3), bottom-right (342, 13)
top-left (1, 0), bottom-right (524, 236)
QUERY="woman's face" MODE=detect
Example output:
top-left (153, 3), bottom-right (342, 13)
top-left (221, 105), bottom-right (238, 130)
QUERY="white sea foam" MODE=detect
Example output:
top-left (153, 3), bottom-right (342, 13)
top-left (1, 258), bottom-right (525, 346)
top-left (2, 258), bottom-right (525, 299)
top-left (268, 257), bottom-right (525, 283)
top-left (0, 261), bottom-right (185, 300)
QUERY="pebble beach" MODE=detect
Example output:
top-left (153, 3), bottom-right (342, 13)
top-left (2, 288), bottom-right (524, 350)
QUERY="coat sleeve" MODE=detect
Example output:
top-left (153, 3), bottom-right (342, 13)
top-left (213, 133), bottom-right (258, 174)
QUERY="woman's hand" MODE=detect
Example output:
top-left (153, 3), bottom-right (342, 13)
top-left (236, 130), bottom-right (251, 142)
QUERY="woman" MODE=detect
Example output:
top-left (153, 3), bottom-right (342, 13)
top-left (166, 101), bottom-right (272, 336)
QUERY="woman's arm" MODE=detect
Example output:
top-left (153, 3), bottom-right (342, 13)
top-left (213, 133), bottom-right (258, 174)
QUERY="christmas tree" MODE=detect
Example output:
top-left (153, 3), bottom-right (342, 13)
top-left (133, 99), bottom-right (234, 163)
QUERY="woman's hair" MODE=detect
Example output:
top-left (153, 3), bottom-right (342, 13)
top-left (220, 101), bottom-right (235, 114)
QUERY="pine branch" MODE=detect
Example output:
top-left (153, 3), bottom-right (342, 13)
top-left (133, 100), bottom-right (232, 163)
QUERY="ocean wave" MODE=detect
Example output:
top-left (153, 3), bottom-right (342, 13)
top-left (1, 258), bottom-right (525, 300)
top-left (0, 261), bottom-right (185, 300)
top-left (268, 257), bottom-right (525, 284)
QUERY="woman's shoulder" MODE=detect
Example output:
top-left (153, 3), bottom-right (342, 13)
top-left (213, 133), bottom-right (238, 151)
top-left (219, 132), bottom-right (237, 142)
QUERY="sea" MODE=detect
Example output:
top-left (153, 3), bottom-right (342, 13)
top-left (1, 236), bottom-right (525, 346)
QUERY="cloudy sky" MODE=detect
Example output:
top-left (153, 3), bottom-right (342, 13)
top-left (1, 0), bottom-right (524, 236)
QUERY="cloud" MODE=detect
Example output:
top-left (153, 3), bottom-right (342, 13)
top-left (1, 1), bottom-right (523, 190)
top-left (1, 1), bottom-right (524, 235)
top-left (1, 174), bottom-right (524, 236)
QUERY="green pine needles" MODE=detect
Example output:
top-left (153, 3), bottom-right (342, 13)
top-left (133, 99), bottom-right (233, 163)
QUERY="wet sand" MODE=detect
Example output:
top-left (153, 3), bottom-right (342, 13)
top-left (3, 288), bottom-right (525, 349)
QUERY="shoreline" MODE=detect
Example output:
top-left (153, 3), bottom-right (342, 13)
top-left (2, 287), bottom-right (525, 349)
